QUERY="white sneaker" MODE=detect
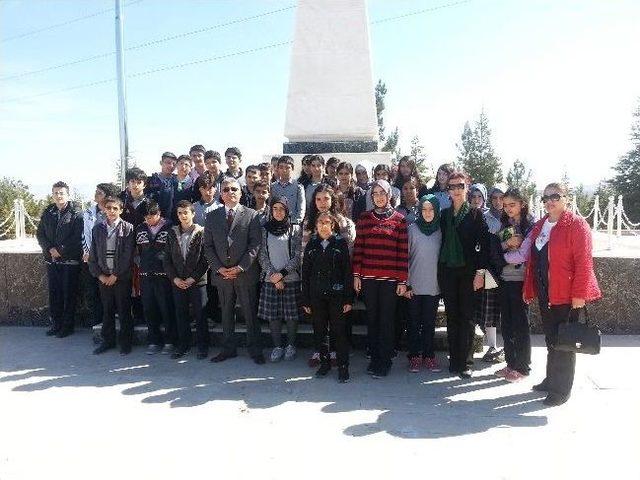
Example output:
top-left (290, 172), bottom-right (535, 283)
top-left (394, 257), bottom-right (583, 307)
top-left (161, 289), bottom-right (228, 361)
top-left (270, 347), bottom-right (284, 362)
top-left (161, 344), bottom-right (175, 355)
top-left (284, 345), bottom-right (296, 361)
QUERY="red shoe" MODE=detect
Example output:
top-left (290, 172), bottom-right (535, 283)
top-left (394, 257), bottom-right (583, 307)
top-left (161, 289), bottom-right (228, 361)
top-left (504, 369), bottom-right (525, 383)
top-left (424, 357), bottom-right (441, 372)
top-left (330, 351), bottom-right (337, 367)
top-left (495, 366), bottom-right (512, 378)
top-left (308, 352), bottom-right (320, 368)
top-left (408, 357), bottom-right (421, 373)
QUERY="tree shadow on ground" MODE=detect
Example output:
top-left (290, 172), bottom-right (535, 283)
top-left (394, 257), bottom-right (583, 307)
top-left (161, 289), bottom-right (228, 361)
top-left (1, 328), bottom-right (548, 439)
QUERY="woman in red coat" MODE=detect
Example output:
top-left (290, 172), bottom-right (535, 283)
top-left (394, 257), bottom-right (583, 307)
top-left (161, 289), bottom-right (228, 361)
top-left (508, 182), bottom-right (601, 406)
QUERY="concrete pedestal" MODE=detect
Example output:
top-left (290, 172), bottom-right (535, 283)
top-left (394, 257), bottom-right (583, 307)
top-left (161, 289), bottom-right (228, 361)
top-left (284, 0), bottom-right (378, 149)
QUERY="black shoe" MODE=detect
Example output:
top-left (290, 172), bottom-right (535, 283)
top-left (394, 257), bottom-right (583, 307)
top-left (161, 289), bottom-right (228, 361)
top-left (532, 380), bottom-right (550, 392)
top-left (120, 345), bottom-right (132, 355)
top-left (196, 351), bottom-right (208, 360)
top-left (482, 347), bottom-right (505, 363)
top-left (171, 349), bottom-right (190, 359)
top-left (366, 362), bottom-right (375, 375)
top-left (338, 366), bottom-right (350, 383)
top-left (56, 328), bottom-right (73, 338)
top-left (93, 343), bottom-right (115, 355)
top-left (252, 354), bottom-right (266, 365)
top-left (46, 327), bottom-right (60, 336)
top-left (211, 351), bottom-right (237, 363)
top-left (315, 363), bottom-right (331, 378)
top-left (459, 369), bottom-right (473, 379)
top-left (543, 393), bottom-right (569, 406)
top-left (371, 367), bottom-right (389, 379)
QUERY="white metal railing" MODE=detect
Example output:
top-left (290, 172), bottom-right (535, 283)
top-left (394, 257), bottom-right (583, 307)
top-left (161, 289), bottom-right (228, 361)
top-left (0, 199), bottom-right (40, 240)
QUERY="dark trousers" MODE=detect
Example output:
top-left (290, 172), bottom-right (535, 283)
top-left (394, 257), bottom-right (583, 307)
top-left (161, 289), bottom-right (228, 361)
top-left (81, 263), bottom-right (102, 326)
top-left (407, 294), bottom-right (439, 359)
top-left (206, 270), bottom-right (221, 321)
top-left (173, 284), bottom-right (208, 353)
top-left (500, 281), bottom-right (531, 374)
top-left (394, 297), bottom-right (408, 351)
top-left (217, 280), bottom-right (261, 356)
top-left (439, 266), bottom-right (475, 372)
top-left (362, 279), bottom-right (398, 371)
top-left (141, 275), bottom-right (177, 347)
top-left (46, 263), bottom-right (80, 331)
top-left (539, 302), bottom-right (577, 397)
top-left (99, 277), bottom-right (133, 347)
top-left (312, 297), bottom-right (348, 367)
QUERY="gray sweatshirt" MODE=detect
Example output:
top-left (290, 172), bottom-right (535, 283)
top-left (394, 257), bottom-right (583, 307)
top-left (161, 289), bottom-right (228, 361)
top-left (407, 223), bottom-right (441, 296)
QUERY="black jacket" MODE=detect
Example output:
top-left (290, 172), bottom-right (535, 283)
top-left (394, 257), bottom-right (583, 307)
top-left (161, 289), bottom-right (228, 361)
top-left (439, 206), bottom-right (490, 275)
top-left (119, 191), bottom-right (148, 228)
top-left (145, 173), bottom-right (175, 219)
top-left (302, 234), bottom-right (353, 306)
top-left (36, 202), bottom-right (84, 262)
top-left (163, 224), bottom-right (209, 286)
top-left (88, 219), bottom-right (135, 278)
top-left (135, 220), bottom-right (172, 275)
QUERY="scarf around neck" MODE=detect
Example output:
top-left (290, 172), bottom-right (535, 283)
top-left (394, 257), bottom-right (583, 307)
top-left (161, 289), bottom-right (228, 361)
top-left (439, 201), bottom-right (470, 267)
top-left (264, 196), bottom-right (291, 237)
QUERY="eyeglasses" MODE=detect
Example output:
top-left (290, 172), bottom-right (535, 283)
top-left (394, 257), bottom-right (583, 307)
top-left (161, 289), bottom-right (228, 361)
top-left (542, 193), bottom-right (564, 203)
top-left (447, 183), bottom-right (466, 191)
top-left (222, 187), bottom-right (239, 193)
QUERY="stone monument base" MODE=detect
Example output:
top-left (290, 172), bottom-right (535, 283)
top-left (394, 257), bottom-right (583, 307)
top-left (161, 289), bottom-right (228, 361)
top-left (283, 140), bottom-right (378, 154)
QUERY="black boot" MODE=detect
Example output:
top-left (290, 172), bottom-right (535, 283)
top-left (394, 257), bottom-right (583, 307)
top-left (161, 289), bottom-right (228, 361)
top-left (315, 355), bottom-right (331, 378)
top-left (338, 365), bottom-right (350, 383)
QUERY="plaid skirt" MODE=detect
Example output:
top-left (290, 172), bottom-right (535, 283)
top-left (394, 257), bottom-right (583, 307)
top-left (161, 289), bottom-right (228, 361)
top-left (258, 281), bottom-right (301, 323)
top-left (473, 287), bottom-right (501, 328)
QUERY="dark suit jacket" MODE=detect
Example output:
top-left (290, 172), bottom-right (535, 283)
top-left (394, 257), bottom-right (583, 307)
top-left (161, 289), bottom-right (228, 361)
top-left (203, 204), bottom-right (261, 285)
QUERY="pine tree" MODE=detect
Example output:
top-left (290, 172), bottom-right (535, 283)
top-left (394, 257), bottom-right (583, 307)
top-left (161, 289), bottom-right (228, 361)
top-left (506, 159), bottom-right (536, 198)
top-left (457, 111), bottom-right (503, 186)
top-left (375, 80), bottom-right (387, 143)
top-left (609, 99), bottom-right (640, 220)
top-left (409, 135), bottom-right (431, 180)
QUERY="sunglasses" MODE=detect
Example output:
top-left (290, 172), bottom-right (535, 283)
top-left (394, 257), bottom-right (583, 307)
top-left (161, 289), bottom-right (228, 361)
top-left (542, 193), bottom-right (563, 203)
top-left (447, 183), bottom-right (466, 191)
top-left (222, 187), bottom-right (239, 193)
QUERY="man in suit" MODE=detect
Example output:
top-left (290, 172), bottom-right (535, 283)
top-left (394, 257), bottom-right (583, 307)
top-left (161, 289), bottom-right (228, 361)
top-left (204, 177), bottom-right (265, 364)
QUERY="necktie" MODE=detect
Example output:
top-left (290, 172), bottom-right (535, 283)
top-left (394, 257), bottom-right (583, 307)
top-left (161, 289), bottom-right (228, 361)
top-left (227, 208), bottom-right (234, 229)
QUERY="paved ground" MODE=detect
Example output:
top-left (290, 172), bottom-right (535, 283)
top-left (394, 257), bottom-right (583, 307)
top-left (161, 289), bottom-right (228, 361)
top-left (1, 327), bottom-right (639, 480)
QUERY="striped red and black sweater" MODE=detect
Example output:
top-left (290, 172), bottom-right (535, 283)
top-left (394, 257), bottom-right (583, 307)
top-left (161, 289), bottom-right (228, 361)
top-left (353, 210), bottom-right (408, 283)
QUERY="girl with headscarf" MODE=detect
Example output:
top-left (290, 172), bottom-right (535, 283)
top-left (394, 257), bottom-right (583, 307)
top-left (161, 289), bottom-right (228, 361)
top-left (469, 182), bottom-right (503, 362)
top-left (353, 179), bottom-right (409, 378)
top-left (258, 196), bottom-right (303, 363)
top-left (405, 194), bottom-right (443, 372)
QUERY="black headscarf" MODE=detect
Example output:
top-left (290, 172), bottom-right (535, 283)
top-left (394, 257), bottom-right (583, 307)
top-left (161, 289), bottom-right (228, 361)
top-left (264, 196), bottom-right (291, 236)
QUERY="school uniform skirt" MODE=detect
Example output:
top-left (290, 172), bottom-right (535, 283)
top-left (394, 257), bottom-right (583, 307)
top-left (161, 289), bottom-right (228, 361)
top-left (258, 281), bottom-right (301, 323)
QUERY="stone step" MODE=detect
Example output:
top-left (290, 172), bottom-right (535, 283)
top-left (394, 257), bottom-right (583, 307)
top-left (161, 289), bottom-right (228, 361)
top-left (92, 321), bottom-right (484, 353)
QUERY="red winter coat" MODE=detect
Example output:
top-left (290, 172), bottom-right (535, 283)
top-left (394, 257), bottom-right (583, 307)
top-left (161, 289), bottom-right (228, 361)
top-left (523, 210), bottom-right (601, 305)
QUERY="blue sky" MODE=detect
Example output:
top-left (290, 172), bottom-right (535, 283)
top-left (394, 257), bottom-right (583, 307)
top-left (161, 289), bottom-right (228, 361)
top-left (1, 0), bottom-right (639, 199)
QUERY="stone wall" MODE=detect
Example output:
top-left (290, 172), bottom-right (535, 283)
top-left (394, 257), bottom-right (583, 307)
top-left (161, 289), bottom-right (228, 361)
top-left (1, 250), bottom-right (639, 334)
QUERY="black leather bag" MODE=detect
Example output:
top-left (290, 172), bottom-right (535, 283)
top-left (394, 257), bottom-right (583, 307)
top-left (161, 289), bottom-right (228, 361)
top-left (555, 307), bottom-right (601, 355)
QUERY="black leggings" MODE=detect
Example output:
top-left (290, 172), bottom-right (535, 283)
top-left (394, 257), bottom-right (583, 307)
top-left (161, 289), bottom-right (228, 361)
top-left (499, 281), bottom-right (531, 374)
top-left (362, 279), bottom-right (398, 371)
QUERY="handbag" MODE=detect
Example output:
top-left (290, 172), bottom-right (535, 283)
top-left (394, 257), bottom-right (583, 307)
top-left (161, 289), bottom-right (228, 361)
top-left (555, 307), bottom-right (601, 355)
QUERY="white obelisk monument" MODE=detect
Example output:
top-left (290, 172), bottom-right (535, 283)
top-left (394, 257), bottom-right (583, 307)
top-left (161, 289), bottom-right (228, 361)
top-left (283, 0), bottom-right (390, 165)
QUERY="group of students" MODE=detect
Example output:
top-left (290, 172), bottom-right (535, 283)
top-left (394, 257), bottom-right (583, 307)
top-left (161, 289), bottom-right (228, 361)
top-left (36, 147), bottom-right (601, 405)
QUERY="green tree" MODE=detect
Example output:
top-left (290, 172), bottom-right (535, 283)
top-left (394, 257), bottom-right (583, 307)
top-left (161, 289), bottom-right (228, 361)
top-left (0, 177), bottom-right (48, 239)
top-left (609, 100), bottom-right (640, 220)
top-left (506, 159), bottom-right (536, 198)
top-left (572, 184), bottom-right (593, 217)
top-left (409, 135), bottom-right (431, 180)
top-left (457, 110), bottom-right (503, 186)
top-left (382, 126), bottom-right (400, 158)
top-left (375, 79), bottom-right (387, 143)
